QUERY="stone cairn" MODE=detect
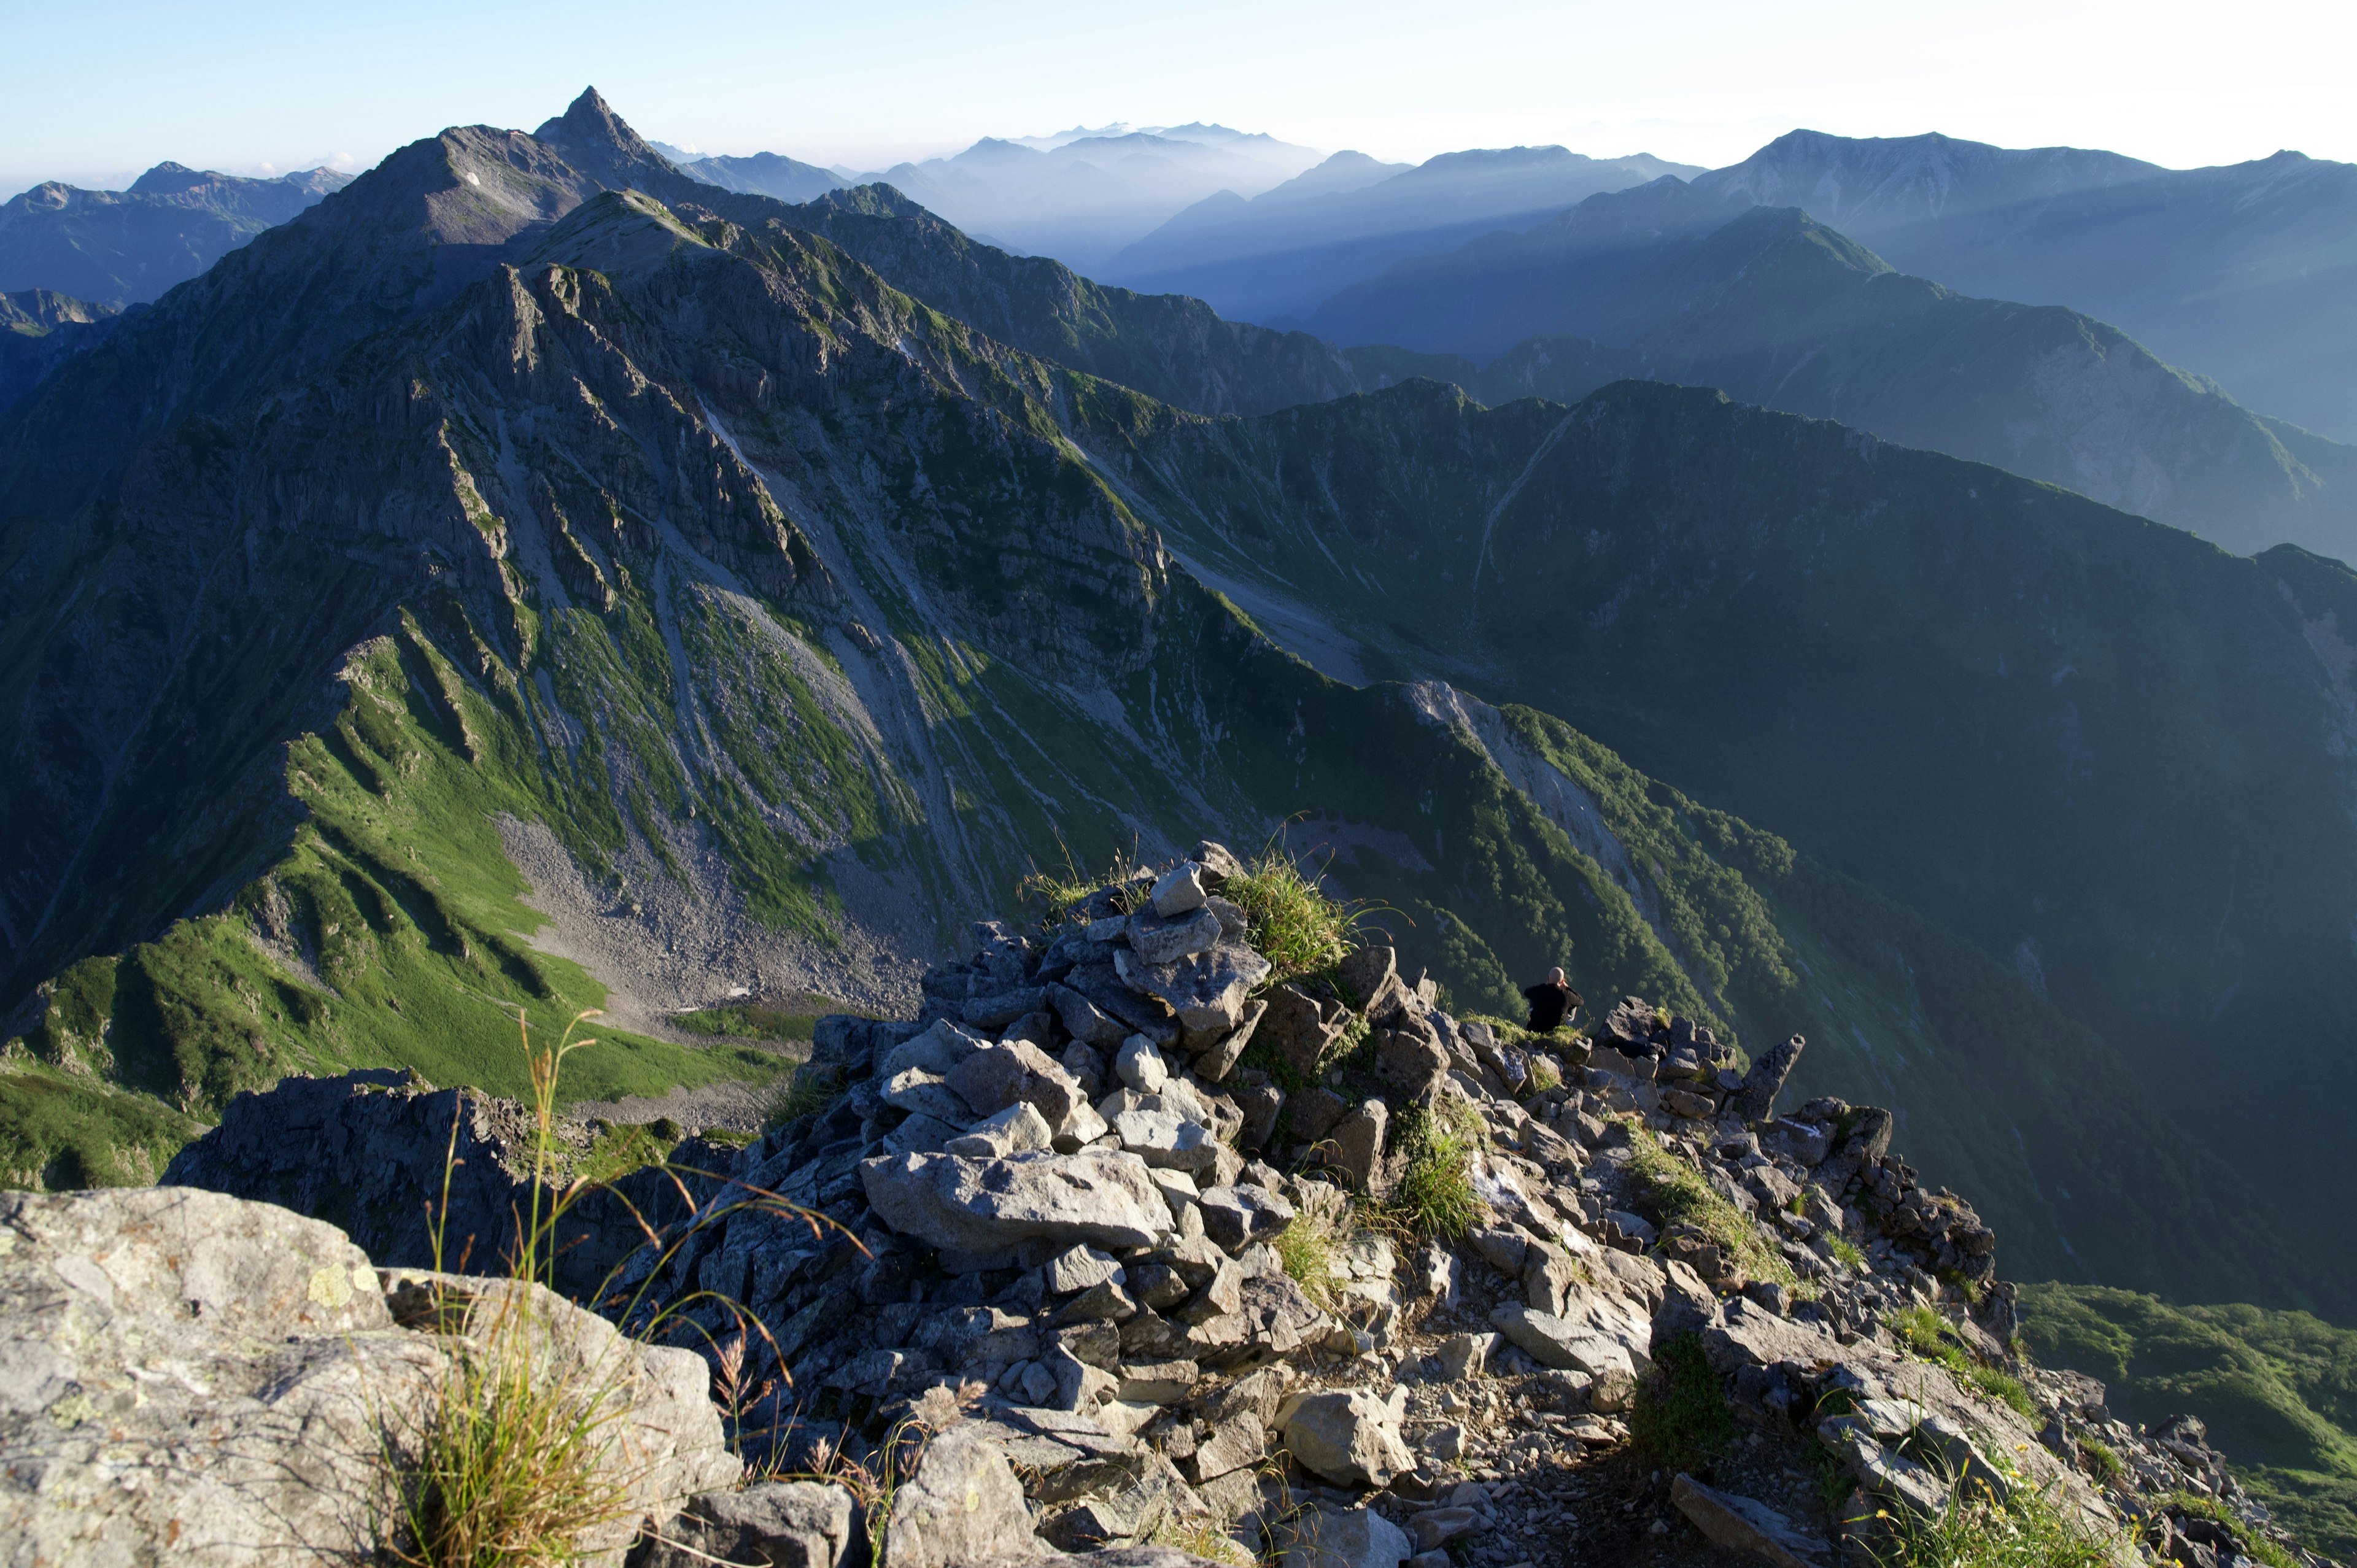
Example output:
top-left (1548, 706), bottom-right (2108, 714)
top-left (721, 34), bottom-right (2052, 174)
top-left (18, 843), bottom-right (2328, 1567)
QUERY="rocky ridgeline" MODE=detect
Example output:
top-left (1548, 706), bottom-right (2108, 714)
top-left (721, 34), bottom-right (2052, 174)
top-left (4, 846), bottom-right (2327, 1567)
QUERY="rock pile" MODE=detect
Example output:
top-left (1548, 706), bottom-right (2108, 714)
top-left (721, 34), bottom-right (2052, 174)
top-left (77, 843), bottom-right (2334, 1567)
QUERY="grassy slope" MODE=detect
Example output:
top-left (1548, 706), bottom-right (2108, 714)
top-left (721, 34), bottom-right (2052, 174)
top-left (2022, 1283), bottom-right (2357, 1558)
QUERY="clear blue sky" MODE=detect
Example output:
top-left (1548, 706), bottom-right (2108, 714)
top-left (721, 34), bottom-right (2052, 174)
top-left (6, 0), bottom-right (2350, 197)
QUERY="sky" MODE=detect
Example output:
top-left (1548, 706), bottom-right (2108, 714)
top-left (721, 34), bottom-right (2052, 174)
top-left (6, 0), bottom-right (2353, 198)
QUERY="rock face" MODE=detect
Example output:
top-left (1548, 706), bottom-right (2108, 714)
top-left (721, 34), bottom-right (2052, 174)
top-left (0, 1186), bottom-right (731, 1566)
top-left (859, 1148), bottom-right (1171, 1254)
top-left (629, 1480), bottom-right (862, 1568)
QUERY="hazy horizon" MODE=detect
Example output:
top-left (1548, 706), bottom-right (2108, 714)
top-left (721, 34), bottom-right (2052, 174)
top-left (6, 0), bottom-right (2351, 203)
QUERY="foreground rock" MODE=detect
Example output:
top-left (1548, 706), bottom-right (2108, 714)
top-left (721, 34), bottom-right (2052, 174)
top-left (0, 1187), bottom-right (732, 1566)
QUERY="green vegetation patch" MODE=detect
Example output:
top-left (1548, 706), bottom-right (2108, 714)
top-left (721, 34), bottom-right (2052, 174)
top-left (2021, 1283), bottom-right (2357, 1559)
top-left (1625, 1126), bottom-right (1795, 1286)
top-left (1631, 1332), bottom-right (1738, 1475)
top-left (1379, 1098), bottom-right (1487, 1240)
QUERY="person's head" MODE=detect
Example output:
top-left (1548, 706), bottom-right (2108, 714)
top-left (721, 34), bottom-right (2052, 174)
top-left (1547, 967), bottom-right (1567, 986)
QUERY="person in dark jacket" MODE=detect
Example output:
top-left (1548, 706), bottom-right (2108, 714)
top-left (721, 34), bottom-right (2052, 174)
top-left (1523, 967), bottom-right (1582, 1032)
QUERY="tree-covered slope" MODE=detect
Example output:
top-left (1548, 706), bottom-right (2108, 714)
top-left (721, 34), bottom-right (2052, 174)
top-left (2022, 1283), bottom-right (2357, 1558)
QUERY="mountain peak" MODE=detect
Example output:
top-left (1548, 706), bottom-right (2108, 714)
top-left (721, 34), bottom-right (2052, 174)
top-left (533, 86), bottom-right (667, 169)
top-left (129, 161), bottom-right (216, 195)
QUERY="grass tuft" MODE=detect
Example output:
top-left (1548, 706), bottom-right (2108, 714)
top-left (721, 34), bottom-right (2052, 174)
top-left (1272, 1181), bottom-right (1357, 1310)
top-left (1220, 844), bottom-right (1369, 987)
top-left (765, 1060), bottom-right (844, 1128)
top-left (1631, 1333), bottom-right (1737, 1475)
top-left (1379, 1098), bottom-right (1487, 1240)
top-left (1624, 1126), bottom-right (1794, 1286)
top-left (1867, 1476), bottom-right (2134, 1568)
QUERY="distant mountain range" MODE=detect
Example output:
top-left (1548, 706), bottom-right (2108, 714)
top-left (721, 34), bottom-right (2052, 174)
top-left (1695, 131), bottom-right (2357, 443)
top-left (1308, 181), bottom-right (2357, 558)
top-left (1101, 145), bottom-right (1701, 322)
top-left (674, 150), bottom-right (843, 204)
top-left (843, 123), bottom-right (1325, 268)
top-left (0, 161), bottom-right (351, 306)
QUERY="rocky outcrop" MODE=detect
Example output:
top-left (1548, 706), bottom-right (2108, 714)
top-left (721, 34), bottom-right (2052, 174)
top-left (143, 847), bottom-right (2337, 1568)
top-left (0, 1186), bottom-right (732, 1566)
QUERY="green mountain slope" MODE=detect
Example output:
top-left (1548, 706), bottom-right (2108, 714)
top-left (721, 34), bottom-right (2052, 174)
top-left (1309, 189), bottom-right (2357, 558)
top-left (2022, 1283), bottom-right (2357, 1558)
top-left (1082, 376), bottom-right (2357, 1308)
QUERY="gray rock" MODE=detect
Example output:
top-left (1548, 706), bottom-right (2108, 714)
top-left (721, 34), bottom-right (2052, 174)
top-left (1117, 1360), bottom-right (1200, 1405)
top-left (1375, 1022), bottom-right (1449, 1104)
top-left (1152, 862), bottom-right (1209, 916)
top-left (1275, 1503), bottom-right (1412, 1568)
top-left (1234, 1080), bottom-right (1285, 1149)
top-left (1274, 1388), bottom-right (1415, 1488)
top-left (966, 987), bottom-right (1048, 1032)
top-left (1047, 1245), bottom-right (1126, 1295)
top-left (1435, 1331), bottom-right (1500, 1380)
top-left (945, 1101), bottom-right (1055, 1158)
top-left (878, 1425), bottom-right (1038, 1568)
top-left (1290, 1086), bottom-right (1349, 1145)
top-left (1193, 997), bottom-right (1268, 1082)
top-left (1126, 905), bottom-right (1223, 965)
top-left (1113, 1107), bottom-right (1218, 1172)
top-left (1336, 946), bottom-right (1398, 1009)
top-left (1488, 1302), bottom-right (1647, 1379)
top-left (946, 1039), bottom-right (1087, 1129)
top-left (884, 1111), bottom-right (965, 1156)
top-left (1188, 1412), bottom-right (1268, 1481)
top-left (1468, 1225), bottom-right (1530, 1276)
top-left (1117, 1033), bottom-right (1171, 1092)
top-left (1196, 1184), bottom-right (1296, 1251)
top-left (882, 1067), bottom-right (976, 1125)
top-left (1670, 1475), bottom-right (1827, 1568)
top-left (882, 1019), bottom-right (991, 1079)
top-left (1258, 985), bottom-right (1347, 1081)
top-left (1735, 1035), bottom-right (1807, 1124)
top-left (1409, 1507), bottom-right (1483, 1552)
top-left (1320, 1100), bottom-right (1388, 1195)
top-left (0, 1188), bottom-right (733, 1567)
top-left (1117, 943), bottom-right (1273, 1045)
top-left (638, 1480), bottom-right (865, 1568)
top-left (859, 1149), bottom-right (1170, 1253)
top-left (1051, 983), bottom-right (1132, 1048)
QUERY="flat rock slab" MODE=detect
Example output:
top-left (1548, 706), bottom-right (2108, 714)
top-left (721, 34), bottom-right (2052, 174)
top-left (1671, 1473), bottom-right (1830, 1568)
top-left (861, 1148), bottom-right (1171, 1253)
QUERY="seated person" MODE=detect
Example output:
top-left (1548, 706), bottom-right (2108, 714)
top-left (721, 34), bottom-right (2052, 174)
top-left (1522, 967), bottom-right (1582, 1033)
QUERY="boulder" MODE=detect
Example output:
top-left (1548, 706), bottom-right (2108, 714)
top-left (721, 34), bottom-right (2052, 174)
top-left (0, 1188), bottom-right (733, 1567)
top-left (859, 1149), bottom-right (1171, 1253)
top-left (1320, 1100), bottom-right (1388, 1195)
top-left (1275, 1504), bottom-right (1412, 1568)
top-left (1113, 1108), bottom-right (1219, 1173)
top-left (882, 1067), bottom-right (976, 1125)
top-left (1117, 1034), bottom-right (1171, 1093)
top-left (1436, 1332), bottom-right (1500, 1380)
top-left (1126, 905), bottom-right (1223, 966)
top-left (1488, 1302), bottom-right (1647, 1380)
top-left (1735, 1035), bottom-right (1807, 1124)
top-left (946, 1101), bottom-right (1055, 1158)
top-left (1048, 1245), bottom-right (1126, 1296)
top-left (1234, 1080), bottom-right (1285, 1149)
top-left (1374, 1022), bottom-right (1449, 1104)
top-left (1196, 1184), bottom-right (1296, 1251)
top-left (946, 1039), bottom-right (1086, 1128)
top-left (1051, 983), bottom-right (1132, 1048)
top-left (1275, 1388), bottom-right (1415, 1488)
top-left (1117, 943), bottom-right (1272, 1045)
top-left (1151, 862), bottom-right (1209, 916)
top-left (1258, 985), bottom-right (1347, 1080)
top-left (1670, 1474), bottom-right (1829, 1568)
top-left (877, 1426), bottom-right (1037, 1568)
top-left (1193, 997), bottom-right (1268, 1083)
top-left (635, 1480), bottom-right (864, 1568)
